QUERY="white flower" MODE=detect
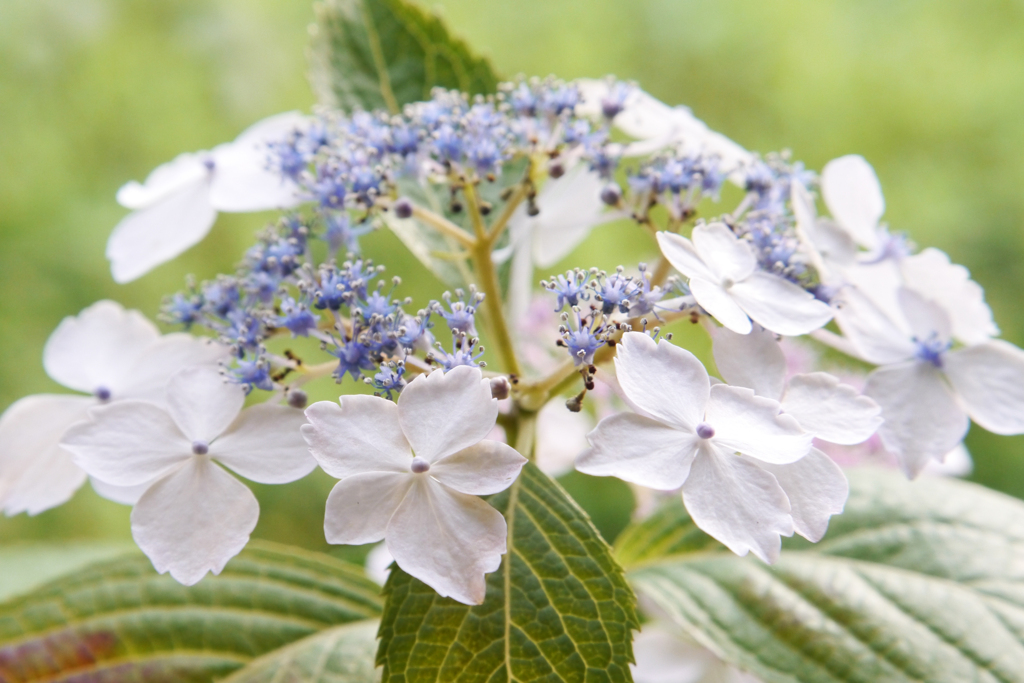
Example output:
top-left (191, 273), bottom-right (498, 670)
top-left (61, 366), bottom-right (315, 585)
top-left (577, 332), bottom-right (815, 562)
top-left (657, 223), bottom-right (834, 336)
top-left (576, 80), bottom-right (753, 179)
top-left (805, 157), bottom-right (997, 345)
top-left (0, 301), bottom-right (225, 516)
top-left (301, 365), bottom-right (527, 605)
top-left (835, 286), bottom-right (1024, 477)
top-left (109, 111), bottom-right (308, 283)
top-left (712, 326), bottom-right (878, 540)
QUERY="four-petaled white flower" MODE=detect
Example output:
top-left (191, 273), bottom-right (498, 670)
top-left (797, 156), bottom-right (998, 346)
top-left (577, 332), bottom-right (817, 562)
top-left (835, 286), bottom-right (1024, 477)
top-left (657, 223), bottom-right (834, 336)
top-left (109, 111), bottom-right (308, 283)
top-left (301, 365), bottom-right (527, 605)
top-left (0, 301), bottom-right (226, 516)
top-left (712, 325), bottom-right (881, 540)
top-left (62, 365), bottom-right (315, 585)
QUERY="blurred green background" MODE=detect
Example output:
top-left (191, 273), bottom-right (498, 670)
top-left (4, 0), bottom-right (1024, 553)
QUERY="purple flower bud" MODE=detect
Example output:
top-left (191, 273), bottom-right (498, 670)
top-left (192, 440), bottom-right (210, 455)
top-left (410, 456), bottom-right (431, 474)
top-left (287, 389), bottom-right (308, 409)
top-left (394, 197), bottom-right (414, 219)
top-left (696, 423), bottom-right (715, 440)
top-left (600, 183), bottom-right (622, 206)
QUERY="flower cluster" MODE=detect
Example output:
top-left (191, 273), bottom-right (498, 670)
top-left (3, 74), bottom-right (1022, 612)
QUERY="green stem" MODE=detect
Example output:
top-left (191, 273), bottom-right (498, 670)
top-left (513, 410), bottom-right (537, 461)
top-left (486, 180), bottom-right (530, 246)
top-left (464, 181), bottom-right (523, 377)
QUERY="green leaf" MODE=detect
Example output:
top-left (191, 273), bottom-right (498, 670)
top-left (625, 468), bottom-right (1024, 683)
top-left (221, 620), bottom-right (381, 682)
top-left (0, 540), bottom-right (382, 682)
top-left (309, 0), bottom-right (500, 113)
top-left (376, 463), bottom-right (639, 682)
top-left (0, 541), bottom-right (135, 602)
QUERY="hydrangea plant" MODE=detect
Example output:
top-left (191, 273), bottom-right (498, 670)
top-left (4, 1), bottom-right (1024, 681)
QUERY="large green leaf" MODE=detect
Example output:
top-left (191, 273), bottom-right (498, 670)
top-left (309, 0), bottom-right (500, 113)
top-left (376, 463), bottom-right (639, 682)
top-left (221, 620), bottom-right (381, 682)
top-left (624, 468), bottom-right (1024, 683)
top-left (0, 541), bottom-right (382, 682)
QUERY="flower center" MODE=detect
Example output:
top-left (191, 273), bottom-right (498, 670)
top-left (913, 332), bottom-right (950, 368)
top-left (721, 278), bottom-right (735, 289)
top-left (192, 440), bottom-right (209, 455)
top-left (94, 386), bottom-right (112, 402)
top-left (410, 456), bottom-right (430, 474)
top-left (696, 422), bottom-right (715, 439)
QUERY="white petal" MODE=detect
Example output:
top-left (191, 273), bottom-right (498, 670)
top-left (302, 396), bottom-right (411, 478)
top-left (840, 259), bottom-right (904, 325)
top-left (711, 326), bottom-right (786, 399)
top-left (207, 112), bottom-right (307, 211)
top-left (365, 543), bottom-right (395, 585)
top-left (781, 373), bottom-right (882, 445)
top-left (832, 286), bottom-right (916, 364)
top-left (807, 219), bottom-right (858, 272)
top-left (706, 384), bottom-right (812, 465)
top-left (923, 443), bottom-right (974, 478)
top-left (211, 404), bottom-right (316, 484)
top-left (208, 145), bottom-right (301, 212)
top-left (116, 335), bottom-right (229, 402)
top-left (0, 395), bottom-right (92, 516)
top-left (527, 165), bottom-right (618, 268)
top-left (656, 232), bottom-right (716, 282)
top-left (387, 477), bottom-right (507, 605)
top-left (902, 248), bottom-right (998, 345)
top-left (234, 111), bottom-right (309, 147)
top-left (821, 155), bottom-right (885, 249)
top-left (630, 621), bottom-right (719, 683)
top-left (729, 271), bottom-right (834, 336)
top-left (43, 300), bottom-right (160, 395)
top-left (897, 288), bottom-right (951, 346)
top-left (577, 413), bottom-right (698, 490)
top-left (944, 340), bottom-right (1024, 435)
top-left (107, 178), bottom-right (216, 283)
top-left (865, 361), bottom-right (969, 478)
top-left (324, 472), bottom-right (413, 545)
top-left (682, 446), bottom-right (794, 563)
top-left (614, 332), bottom-right (709, 431)
top-left (752, 448), bottom-right (848, 543)
top-left (61, 400), bottom-right (190, 486)
top-left (430, 441), bottom-right (526, 496)
top-left (116, 152), bottom-right (208, 209)
top-left (691, 223), bottom-right (757, 283)
top-left (535, 400), bottom-right (593, 477)
top-left (90, 477), bottom-right (154, 506)
top-left (397, 366), bottom-right (497, 463)
top-left (131, 457), bottom-right (258, 586)
top-left (166, 366), bottom-right (245, 443)
top-left (689, 278), bottom-right (752, 334)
